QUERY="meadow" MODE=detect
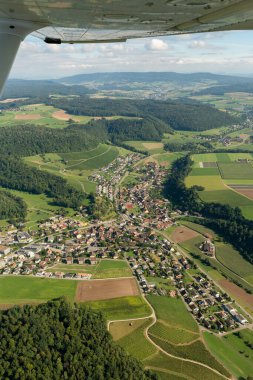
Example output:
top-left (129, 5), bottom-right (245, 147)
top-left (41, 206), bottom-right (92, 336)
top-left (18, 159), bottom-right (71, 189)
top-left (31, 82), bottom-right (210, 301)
top-left (0, 187), bottom-right (69, 228)
top-left (146, 295), bottom-right (198, 333)
top-left (216, 243), bottom-right (253, 285)
top-left (94, 259), bottom-right (132, 279)
top-left (83, 296), bottom-right (151, 320)
top-left (0, 103), bottom-right (140, 129)
top-left (146, 295), bottom-right (229, 376)
top-left (204, 330), bottom-right (253, 379)
top-left (47, 260), bottom-right (132, 279)
top-left (185, 152), bottom-right (253, 220)
top-left (124, 140), bottom-right (165, 154)
top-left (115, 319), bottom-right (157, 361)
top-left (144, 352), bottom-right (226, 380)
top-left (24, 144), bottom-right (124, 194)
top-left (0, 276), bottom-right (77, 306)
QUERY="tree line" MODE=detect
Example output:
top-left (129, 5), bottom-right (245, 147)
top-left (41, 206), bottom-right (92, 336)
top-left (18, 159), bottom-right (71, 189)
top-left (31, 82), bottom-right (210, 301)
top-left (0, 298), bottom-right (156, 380)
top-left (0, 155), bottom-right (85, 210)
top-left (0, 124), bottom-right (107, 157)
top-left (164, 155), bottom-right (253, 263)
top-left (47, 96), bottom-right (237, 131)
top-left (0, 190), bottom-right (27, 220)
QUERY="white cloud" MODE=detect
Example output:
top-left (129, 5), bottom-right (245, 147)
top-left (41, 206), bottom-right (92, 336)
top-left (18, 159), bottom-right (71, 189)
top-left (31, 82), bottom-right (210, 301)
top-left (145, 38), bottom-right (168, 51)
top-left (189, 40), bottom-right (207, 49)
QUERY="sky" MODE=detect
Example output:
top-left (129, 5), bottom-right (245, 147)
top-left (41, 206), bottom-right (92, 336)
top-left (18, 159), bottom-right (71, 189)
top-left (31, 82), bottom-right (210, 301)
top-left (10, 30), bottom-right (253, 79)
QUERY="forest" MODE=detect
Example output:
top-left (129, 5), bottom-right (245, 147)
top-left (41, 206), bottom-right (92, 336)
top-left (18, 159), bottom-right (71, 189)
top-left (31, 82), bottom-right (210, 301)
top-left (0, 298), bottom-right (156, 380)
top-left (0, 156), bottom-right (85, 209)
top-left (164, 156), bottom-right (253, 263)
top-left (47, 96), bottom-right (237, 131)
top-left (0, 124), bottom-right (107, 157)
top-left (0, 190), bottom-right (27, 220)
top-left (85, 116), bottom-right (172, 142)
top-left (164, 141), bottom-right (213, 152)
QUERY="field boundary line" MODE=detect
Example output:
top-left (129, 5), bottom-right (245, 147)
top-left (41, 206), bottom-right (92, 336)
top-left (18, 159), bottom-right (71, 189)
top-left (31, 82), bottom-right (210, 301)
top-left (222, 180), bottom-right (253, 202)
top-left (66, 145), bottom-right (112, 169)
top-left (148, 331), bottom-right (200, 347)
top-left (143, 296), bottom-right (231, 380)
top-left (144, 365), bottom-right (194, 380)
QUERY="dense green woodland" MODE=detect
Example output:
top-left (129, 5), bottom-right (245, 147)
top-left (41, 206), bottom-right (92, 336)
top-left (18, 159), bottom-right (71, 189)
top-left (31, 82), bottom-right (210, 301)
top-left (0, 299), bottom-right (156, 380)
top-left (164, 141), bottom-right (213, 153)
top-left (164, 156), bottom-right (253, 263)
top-left (86, 116), bottom-right (172, 142)
top-left (0, 190), bottom-right (27, 220)
top-left (0, 124), bottom-right (107, 156)
top-left (47, 97), bottom-right (237, 131)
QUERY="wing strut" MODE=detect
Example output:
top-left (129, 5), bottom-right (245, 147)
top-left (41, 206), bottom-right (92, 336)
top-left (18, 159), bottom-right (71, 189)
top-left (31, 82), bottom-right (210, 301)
top-left (0, 20), bottom-right (45, 96)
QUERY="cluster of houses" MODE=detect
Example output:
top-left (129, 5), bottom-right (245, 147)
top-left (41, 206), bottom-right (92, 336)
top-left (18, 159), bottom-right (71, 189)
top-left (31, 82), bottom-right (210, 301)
top-left (118, 162), bottom-right (173, 230)
top-left (89, 153), bottom-right (141, 200)
top-left (0, 152), bottom-right (250, 333)
top-left (178, 275), bottom-right (249, 331)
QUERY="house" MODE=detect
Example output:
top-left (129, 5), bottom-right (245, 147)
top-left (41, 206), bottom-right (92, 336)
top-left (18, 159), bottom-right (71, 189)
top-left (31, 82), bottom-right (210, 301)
top-left (90, 257), bottom-right (98, 265)
top-left (78, 257), bottom-right (85, 265)
top-left (66, 257), bottom-right (73, 265)
top-left (234, 314), bottom-right (248, 325)
top-left (201, 239), bottom-right (215, 257)
top-left (0, 245), bottom-right (10, 256)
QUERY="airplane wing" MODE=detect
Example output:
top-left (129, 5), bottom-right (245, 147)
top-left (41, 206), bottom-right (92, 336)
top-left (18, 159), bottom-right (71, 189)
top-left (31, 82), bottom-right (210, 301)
top-left (1, 0), bottom-right (253, 93)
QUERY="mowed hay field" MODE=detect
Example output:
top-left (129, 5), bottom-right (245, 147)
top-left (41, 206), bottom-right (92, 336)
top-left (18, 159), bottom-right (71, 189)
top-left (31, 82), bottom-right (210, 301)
top-left (0, 276), bottom-right (77, 307)
top-left (185, 152), bottom-right (253, 219)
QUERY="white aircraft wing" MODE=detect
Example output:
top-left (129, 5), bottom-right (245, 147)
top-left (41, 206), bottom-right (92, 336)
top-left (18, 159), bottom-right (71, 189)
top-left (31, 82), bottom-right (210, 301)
top-left (1, 0), bottom-right (253, 93)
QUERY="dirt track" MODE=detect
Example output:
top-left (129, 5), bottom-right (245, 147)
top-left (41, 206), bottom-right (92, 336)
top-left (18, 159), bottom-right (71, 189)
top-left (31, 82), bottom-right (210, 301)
top-left (76, 277), bottom-right (139, 302)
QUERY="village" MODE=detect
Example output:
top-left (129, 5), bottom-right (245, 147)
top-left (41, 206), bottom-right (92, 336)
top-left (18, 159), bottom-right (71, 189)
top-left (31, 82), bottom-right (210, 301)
top-left (0, 158), bottom-right (249, 333)
top-left (89, 153), bottom-right (141, 200)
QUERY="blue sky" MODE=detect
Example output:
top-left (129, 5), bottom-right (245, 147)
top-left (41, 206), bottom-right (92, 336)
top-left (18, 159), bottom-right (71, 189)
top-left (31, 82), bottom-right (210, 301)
top-left (11, 31), bottom-right (253, 79)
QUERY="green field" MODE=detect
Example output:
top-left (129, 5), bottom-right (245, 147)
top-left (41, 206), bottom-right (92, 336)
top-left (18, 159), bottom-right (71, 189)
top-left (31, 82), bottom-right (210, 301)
top-left (0, 276), bottom-right (77, 306)
top-left (149, 334), bottom-right (229, 376)
top-left (218, 162), bottom-right (253, 179)
top-left (84, 296), bottom-right (151, 320)
top-left (124, 140), bottom-right (165, 154)
top-left (153, 152), bottom-right (184, 167)
top-left (204, 331), bottom-right (253, 379)
top-left (186, 153), bottom-right (253, 219)
top-left (149, 321), bottom-right (198, 345)
top-left (146, 295), bottom-right (229, 376)
top-left (0, 103), bottom-right (140, 129)
top-left (146, 295), bottom-right (198, 333)
top-left (216, 243), bottom-right (253, 285)
top-left (179, 235), bottom-right (253, 298)
top-left (144, 352), bottom-right (226, 380)
top-left (116, 319), bottom-right (157, 361)
top-left (94, 259), bottom-right (132, 279)
top-left (47, 260), bottom-right (132, 279)
top-left (0, 187), bottom-right (68, 227)
top-left (24, 144), bottom-right (123, 194)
